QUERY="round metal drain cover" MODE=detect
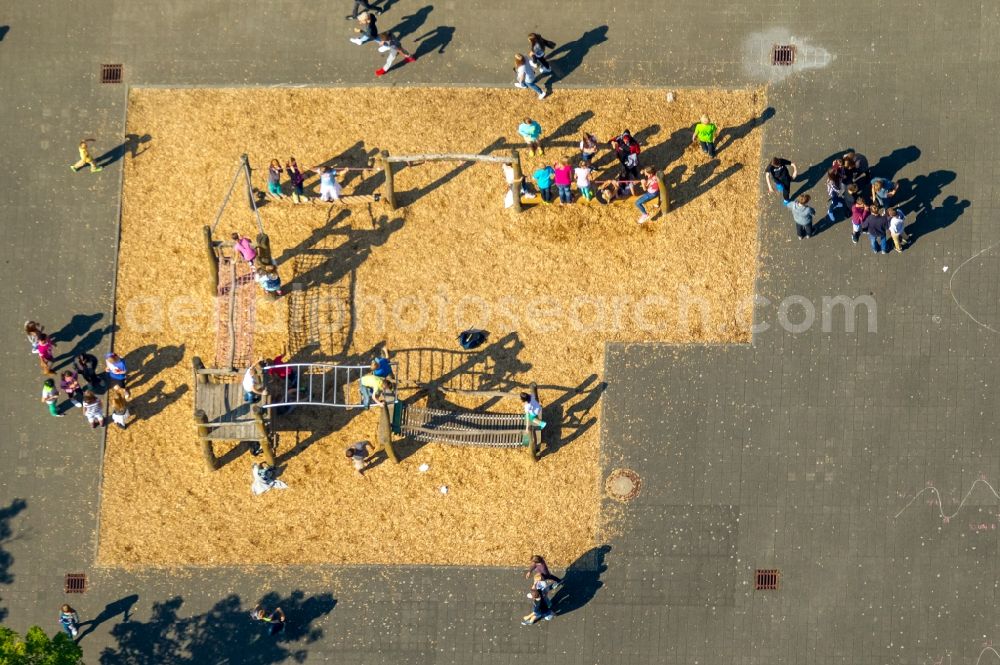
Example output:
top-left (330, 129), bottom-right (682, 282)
top-left (606, 468), bottom-right (641, 502)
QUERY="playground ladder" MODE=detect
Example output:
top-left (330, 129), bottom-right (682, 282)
top-left (261, 363), bottom-right (397, 410)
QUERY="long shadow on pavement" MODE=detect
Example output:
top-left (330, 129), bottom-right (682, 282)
top-left (413, 25), bottom-right (454, 59)
top-left (545, 26), bottom-right (609, 87)
top-left (0, 498), bottom-right (27, 622)
top-left (99, 590), bottom-right (336, 665)
top-left (550, 544), bottom-right (611, 616)
top-left (77, 594), bottom-right (139, 642)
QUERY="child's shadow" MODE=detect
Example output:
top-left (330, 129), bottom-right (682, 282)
top-left (413, 26), bottom-right (455, 59)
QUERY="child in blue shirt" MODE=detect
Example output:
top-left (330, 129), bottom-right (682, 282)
top-left (518, 118), bottom-right (543, 156)
top-left (533, 165), bottom-right (555, 204)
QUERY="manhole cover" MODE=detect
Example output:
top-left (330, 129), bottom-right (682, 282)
top-left (605, 468), bottom-right (641, 502)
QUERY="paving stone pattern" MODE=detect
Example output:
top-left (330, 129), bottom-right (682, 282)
top-left (1, 1), bottom-right (998, 663)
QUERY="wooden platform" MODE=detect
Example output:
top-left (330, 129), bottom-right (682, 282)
top-left (194, 376), bottom-right (270, 441)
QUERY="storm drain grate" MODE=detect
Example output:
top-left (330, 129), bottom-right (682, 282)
top-left (100, 64), bottom-right (123, 84)
top-left (64, 573), bottom-right (87, 593)
top-left (771, 45), bottom-right (795, 66)
top-left (755, 569), bottom-right (780, 590)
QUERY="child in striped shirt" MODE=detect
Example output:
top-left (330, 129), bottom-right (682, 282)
top-left (82, 390), bottom-right (105, 428)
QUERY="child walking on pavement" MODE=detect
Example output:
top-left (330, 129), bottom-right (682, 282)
top-left (350, 11), bottom-right (378, 45)
top-left (35, 333), bottom-right (56, 374)
top-left (514, 54), bottom-right (546, 100)
top-left (527, 33), bottom-right (556, 73)
top-left (521, 589), bottom-right (554, 625)
top-left (70, 139), bottom-right (102, 173)
top-left (765, 156), bottom-right (797, 202)
top-left (518, 118), bottom-right (543, 156)
top-left (786, 194), bottom-right (815, 239)
top-left (24, 320), bottom-right (44, 354)
top-left (375, 32), bottom-right (416, 76)
top-left (59, 605), bottom-right (80, 638)
top-left (41, 379), bottom-right (62, 417)
top-left (525, 554), bottom-right (563, 587)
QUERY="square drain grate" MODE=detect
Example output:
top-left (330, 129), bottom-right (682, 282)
top-left (771, 45), bottom-right (795, 66)
top-left (64, 573), bottom-right (87, 593)
top-left (100, 63), bottom-right (123, 84)
top-left (755, 569), bottom-right (780, 590)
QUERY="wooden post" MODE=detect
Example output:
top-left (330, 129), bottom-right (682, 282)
top-left (192, 356), bottom-right (207, 384)
top-left (377, 402), bottom-right (399, 464)
top-left (656, 170), bottom-right (671, 214)
top-left (195, 409), bottom-right (218, 470)
top-left (255, 233), bottom-right (273, 266)
top-left (509, 149), bottom-right (523, 214)
top-left (203, 225), bottom-right (219, 296)
top-left (252, 406), bottom-right (276, 466)
top-left (378, 150), bottom-right (397, 211)
top-left (241, 154), bottom-right (256, 211)
top-left (527, 382), bottom-right (541, 461)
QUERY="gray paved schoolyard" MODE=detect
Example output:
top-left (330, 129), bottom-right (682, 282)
top-left (1, 1), bottom-right (999, 663)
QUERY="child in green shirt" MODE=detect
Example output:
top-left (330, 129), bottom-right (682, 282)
top-left (692, 115), bottom-right (718, 158)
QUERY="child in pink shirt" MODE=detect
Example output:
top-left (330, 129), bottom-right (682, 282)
top-left (553, 158), bottom-right (574, 205)
top-left (231, 233), bottom-right (257, 264)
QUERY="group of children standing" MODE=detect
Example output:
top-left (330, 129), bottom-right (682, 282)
top-left (264, 158), bottom-right (345, 205)
top-left (513, 121), bottom-right (669, 224)
top-left (28, 320), bottom-right (132, 428)
top-left (773, 149), bottom-right (912, 253)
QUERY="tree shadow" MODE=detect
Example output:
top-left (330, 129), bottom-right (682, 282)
top-left (99, 591), bottom-right (336, 665)
top-left (122, 344), bottom-right (187, 392)
top-left (550, 544), bottom-right (611, 616)
top-left (0, 498), bottom-right (27, 622)
top-left (130, 380), bottom-right (190, 420)
top-left (539, 374), bottom-right (605, 457)
top-left (77, 594), bottom-right (139, 642)
top-left (388, 4), bottom-right (432, 40)
top-left (0, 26), bottom-right (9, 41)
top-left (715, 106), bottom-right (775, 155)
top-left (395, 137), bottom-right (507, 206)
top-left (95, 133), bottom-right (152, 167)
top-left (545, 26), bottom-right (608, 85)
top-left (413, 25), bottom-right (454, 58)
